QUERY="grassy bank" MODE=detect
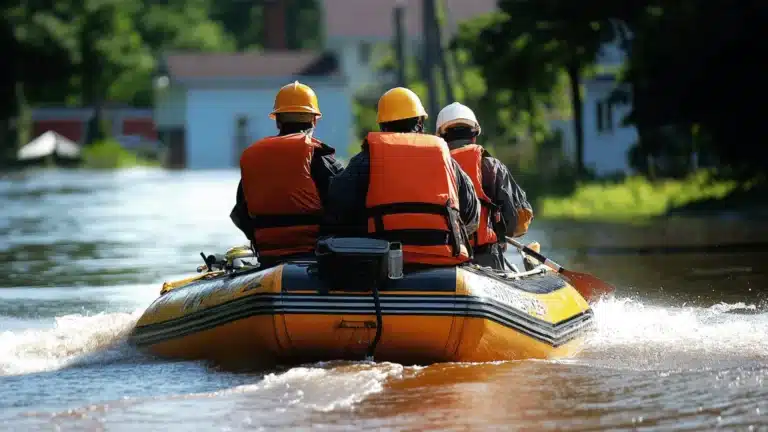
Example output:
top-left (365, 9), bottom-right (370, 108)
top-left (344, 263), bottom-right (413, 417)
top-left (536, 171), bottom-right (756, 221)
top-left (81, 139), bottom-right (160, 169)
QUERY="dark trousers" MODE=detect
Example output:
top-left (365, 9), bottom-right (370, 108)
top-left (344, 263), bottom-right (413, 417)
top-left (472, 243), bottom-right (506, 271)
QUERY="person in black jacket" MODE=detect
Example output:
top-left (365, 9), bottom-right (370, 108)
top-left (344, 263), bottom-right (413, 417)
top-left (230, 82), bottom-right (343, 266)
top-left (436, 102), bottom-right (533, 270)
top-left (324, 88), bottom-right (480, 260)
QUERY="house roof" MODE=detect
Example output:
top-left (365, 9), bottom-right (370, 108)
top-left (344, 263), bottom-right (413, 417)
top-left (163, 51), bottom-right (341, 80)
top-left (322, 0), bottom-right (498, 40)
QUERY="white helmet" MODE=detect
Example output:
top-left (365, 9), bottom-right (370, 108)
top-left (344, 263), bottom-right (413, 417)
top-left (435, 102), bottom-right (481, 136)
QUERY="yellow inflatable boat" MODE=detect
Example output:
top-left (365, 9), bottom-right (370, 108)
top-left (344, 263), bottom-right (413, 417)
top-left (128, 237), bottom-right (594, 367)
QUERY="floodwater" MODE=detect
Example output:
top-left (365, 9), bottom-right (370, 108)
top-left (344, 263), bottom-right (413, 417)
top-left (1, 169), bottom-right (767, 431)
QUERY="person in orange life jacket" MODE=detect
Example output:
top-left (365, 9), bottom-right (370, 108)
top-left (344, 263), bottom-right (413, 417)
top-left (436, 102), bottom-right (534, 270)
top-left (230, 81), bottom-right (344, 266)
top-left (324, 87), bottom-right (480, 267)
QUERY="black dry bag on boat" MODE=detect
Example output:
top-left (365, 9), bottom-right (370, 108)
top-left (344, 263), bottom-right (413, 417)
top-left (315, 237), bottom-right (402, 291)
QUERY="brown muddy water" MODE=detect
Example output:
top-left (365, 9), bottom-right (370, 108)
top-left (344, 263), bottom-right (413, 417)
top-left (0, 169), bottom-right (766, 431)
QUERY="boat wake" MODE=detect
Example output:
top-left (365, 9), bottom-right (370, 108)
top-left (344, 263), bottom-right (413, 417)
top-left (177, 361), bottom-right (407, 412)
top-left (569, 297), bottom-right (768, 370)
top-left (16, 361), bottom-right (408, 429)
top-left (0, 310), bottom-right (144, 376)
top-left (2, 296), bottom-right (766, 380)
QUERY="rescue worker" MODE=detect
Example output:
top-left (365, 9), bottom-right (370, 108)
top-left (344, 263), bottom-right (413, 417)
top-left (436, 102), bottom-right (534, 270)
top-left (325, 87), bottom-right (480, 267)
top-left (230, 81), bottom-right (344, 266)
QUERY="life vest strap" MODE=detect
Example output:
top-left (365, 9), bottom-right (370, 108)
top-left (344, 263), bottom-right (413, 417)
top-left (371, 229), bottom-right (454, 246)
top-left (477, 199), bottom-right (507, 245)
top-left (367, 201), bottom-right (464, 257)
top-left (367, 202), bottom-right (454, 218)
top-left (248, 213), bottom-right (323, 229)
top-left (479, 199), bottom-right (497, 210)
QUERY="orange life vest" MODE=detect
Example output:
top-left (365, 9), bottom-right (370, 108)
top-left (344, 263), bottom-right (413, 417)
top-left (239, 132), bottom-right (324, 257)
top-left (365, 132), bottom-right (471, 266)
top-left (450, 144), bottom-right (503, 248)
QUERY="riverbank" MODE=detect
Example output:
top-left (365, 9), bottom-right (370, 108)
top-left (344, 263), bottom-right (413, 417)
top-left (537, 171), bottom-right (766, 221)
top-left (80, 139), bottom-right (160, 169)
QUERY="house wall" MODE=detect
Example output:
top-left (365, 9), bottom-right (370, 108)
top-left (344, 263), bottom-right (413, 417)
top-left (327, 36), bottom-right (422, 96)
top-left (32, 120), bottom-right (85, 143)
top-left (548, 38), bottom-right (636, 176)
top-left (154, 86), bottom-right (187, 129)
top-left (185, 83), bottom-right (353, 170)
top-left (327, 37), bottom-right (389, 93)
top-left (122, 117), bottom-right (158, 140)
top-left (580, 78), bottom-right (637, 176)
top-left (30, 107), bottom-right (157, 144)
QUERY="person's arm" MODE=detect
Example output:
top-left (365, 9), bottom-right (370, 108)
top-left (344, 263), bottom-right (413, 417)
top-left (229, 180), bottom-right (254, 241)
top-left (310, 143), bottom-right (345, 207)
top-left (451, 159), bottom-right (480, 234)
top-left (482, 157), bottom-right (533, 237)
top-left (323, 147), bottom-right (370, 236)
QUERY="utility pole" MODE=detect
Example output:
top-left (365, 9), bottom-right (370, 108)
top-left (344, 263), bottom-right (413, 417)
top-left (433, 0), bottom-right (454, 103)
top-left (441, 3), bottom-right (470, 103)
top-left (393, 3), bottom-right (407, 87)
top-left (422, 0), bottom-right (440, 126)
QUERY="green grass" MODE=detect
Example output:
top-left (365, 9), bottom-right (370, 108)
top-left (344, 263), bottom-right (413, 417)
top-left (81, 139), bottom-right (160, 169)
top-left (537, 170), bottom-right (741, 221)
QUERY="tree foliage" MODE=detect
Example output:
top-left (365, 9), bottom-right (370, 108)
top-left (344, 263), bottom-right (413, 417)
top-left (462, 0), bottom-right (631, 177)
top-left (0, 0), bottom-right (322, 154)
top-left (2, 0), bottom-right (765, 180)
top-left (623, 0), bottom-right (766, 178)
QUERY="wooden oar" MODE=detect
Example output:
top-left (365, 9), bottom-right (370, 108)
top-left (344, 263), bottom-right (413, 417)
top-left (506, 236), bottom-right (615, 302)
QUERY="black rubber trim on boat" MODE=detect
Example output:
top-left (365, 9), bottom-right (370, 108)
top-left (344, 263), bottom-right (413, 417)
top-left (132, 293), bottom-right (590, 341)
top-left (169, 263), bottom-right (568, 297)
top-left (129, 293), bottom-right (594, 349)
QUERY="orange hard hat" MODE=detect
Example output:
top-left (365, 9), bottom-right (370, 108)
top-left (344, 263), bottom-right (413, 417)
top-left (376, 87), bottom-right (428, 123)
top-left (270, 81), bottom-right (322, 119)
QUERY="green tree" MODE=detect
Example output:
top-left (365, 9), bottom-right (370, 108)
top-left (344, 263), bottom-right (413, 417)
top-left (0, 0), bottom-right (326, 155)
top-left (623, 0), bottom-right (766, 179)
top-left (470, 0), bottom-right (625, 178)
top-left (1, 0), bottom-right (78, 160)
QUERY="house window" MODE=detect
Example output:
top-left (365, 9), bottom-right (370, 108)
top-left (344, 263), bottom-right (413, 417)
top-left (359, 42), bottom-right (372, 64)
top-left (596, 101), bottom-right (604, 132)
top-left (235, 115), bottom-right (250, 155)
top-left (595, 100), bottom-right (614, 133)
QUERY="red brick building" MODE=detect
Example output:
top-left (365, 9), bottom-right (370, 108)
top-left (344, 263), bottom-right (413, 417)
top-left (30, 106), bottom-right (157, 144)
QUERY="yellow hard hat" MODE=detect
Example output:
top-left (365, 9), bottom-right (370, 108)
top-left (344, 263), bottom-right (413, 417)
top-left (270, 81), bottom-right (322, 119)
top-left (376, 87), bottom-right (428, 123)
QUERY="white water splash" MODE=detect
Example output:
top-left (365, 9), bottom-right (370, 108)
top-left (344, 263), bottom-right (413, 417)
top-left (259, 362), bottom-right (404, 412)
top-left (0, 310), bottom-right (142, 376)
top-left (571, 297), bottom-right (768, 370)
top-left (3, 295), bottom-right (767, 379)
top-left (33, 361), bottom-right (407, 428)
top-left (155, 361), bottom-right (406, 412)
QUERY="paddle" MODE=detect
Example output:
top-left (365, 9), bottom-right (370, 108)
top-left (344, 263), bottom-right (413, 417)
top-left (506, 236), bottom-right (615, 302)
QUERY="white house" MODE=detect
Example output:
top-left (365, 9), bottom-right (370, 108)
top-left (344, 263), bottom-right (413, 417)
top-left (153, 51), bottom-right (353, 169)
top-left (321, 0), bottom-right (498, 95)
top-left (322, 0), bottom-right (638, 176)
top-left (554, 34), bottom-right (638, 176)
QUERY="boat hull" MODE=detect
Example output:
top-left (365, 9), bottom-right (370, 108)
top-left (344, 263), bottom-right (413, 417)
top-left (128, 263), bottom-right (594, 367)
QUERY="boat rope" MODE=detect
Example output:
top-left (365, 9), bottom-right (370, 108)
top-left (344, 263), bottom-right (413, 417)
top-left (503, 254), bottom-right (520, 273)
top-left (365, 275), bottom-right (384, 361)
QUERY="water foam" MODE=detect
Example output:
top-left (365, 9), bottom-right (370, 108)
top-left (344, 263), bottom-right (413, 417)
top-left (571, 297), bottom-right (768, 370)
top-left (34, 361), bottom-right (406, 426)
top-left (172, 361), bottom-right (406, 412)
top-left (0, 310), bottom-right (142, 376)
